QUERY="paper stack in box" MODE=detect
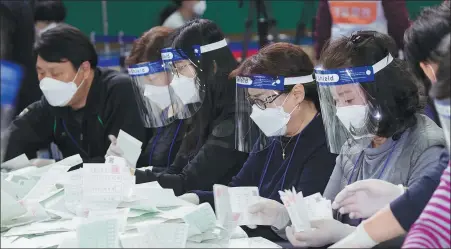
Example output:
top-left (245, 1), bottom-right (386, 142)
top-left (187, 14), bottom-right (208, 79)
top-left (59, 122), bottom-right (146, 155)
top-left (279, 187), bottom-right (333, 232)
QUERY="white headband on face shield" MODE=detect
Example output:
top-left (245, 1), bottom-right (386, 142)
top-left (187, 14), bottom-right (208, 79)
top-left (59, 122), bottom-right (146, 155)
top-left (283, 75), bottom-right (315, 85)
top-left (198, 39), bottom-right (228, 54)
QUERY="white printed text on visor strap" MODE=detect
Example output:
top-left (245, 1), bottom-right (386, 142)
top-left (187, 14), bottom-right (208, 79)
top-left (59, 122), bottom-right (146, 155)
top-left (236, 74), bottom-right (316, 92)
top-left (314, 53), bottom-right (394, 85)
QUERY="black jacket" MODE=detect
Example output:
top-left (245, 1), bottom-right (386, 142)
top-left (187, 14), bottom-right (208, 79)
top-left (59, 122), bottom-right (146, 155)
top-left (136, 120), bottom-right (186, 170)
top-left (5, 68), bottom-right (146, 169)
top-left (0, 1), bottom-right (41, 116)
top-left (134, 117), bottom-right (249, 196)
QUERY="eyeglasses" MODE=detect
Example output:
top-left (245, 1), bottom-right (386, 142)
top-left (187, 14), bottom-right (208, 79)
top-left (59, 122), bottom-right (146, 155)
top-left (247, 94), bottom-right (282, 110)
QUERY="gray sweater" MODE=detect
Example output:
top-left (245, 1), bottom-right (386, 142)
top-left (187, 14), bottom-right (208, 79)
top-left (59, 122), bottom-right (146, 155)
top-left (323, 114), bottom-right (445, 225)
top-left (274, 114), bottom-right (445, 238)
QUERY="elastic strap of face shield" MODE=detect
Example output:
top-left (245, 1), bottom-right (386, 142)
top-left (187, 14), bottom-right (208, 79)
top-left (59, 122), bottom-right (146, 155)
top-left (372, 53), bottom-right (394, 73)
top-left (193, 39), bottom-right (228, 57)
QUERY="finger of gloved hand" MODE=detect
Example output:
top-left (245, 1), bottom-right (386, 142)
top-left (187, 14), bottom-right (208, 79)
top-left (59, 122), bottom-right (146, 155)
top-left (246, 225), bottom-right (257, 229)
top-left (108, 135), bottom-right (117, 145)
top-left (286, 226), bottom-right (309, 248)
top-left (339, 203), bottom-right (360, 215)
top-left (332, 195), bottom-right (357, 210)
top-left (334, 186), bottom-right (359, 205)
top-left (349, 211), bottom-right (365, 219)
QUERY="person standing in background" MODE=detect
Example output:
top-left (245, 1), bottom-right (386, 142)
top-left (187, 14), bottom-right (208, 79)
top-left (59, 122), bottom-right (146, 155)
top-left (34, 0), bottom-right (66, 37)
top-left (160, 0), bottom-right (206, 29)
top-left (314, 0), bottom-right (410, 60)
top-left (0, 0), bottom-right (41, 117)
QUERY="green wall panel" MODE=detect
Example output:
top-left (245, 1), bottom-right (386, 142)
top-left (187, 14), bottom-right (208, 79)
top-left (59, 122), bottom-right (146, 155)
top-left (63, 0), bottom-right (444, 36)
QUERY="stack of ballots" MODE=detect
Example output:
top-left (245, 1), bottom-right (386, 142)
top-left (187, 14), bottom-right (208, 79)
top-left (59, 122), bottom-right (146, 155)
top-left (1, 153), bottom-right (281, 248)
top-left (279, 187), bottom-right (333, 232)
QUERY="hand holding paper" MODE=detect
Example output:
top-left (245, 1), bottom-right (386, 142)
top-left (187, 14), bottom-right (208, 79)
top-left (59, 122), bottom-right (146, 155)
top-left (106, 130), bottom-right (142, 168)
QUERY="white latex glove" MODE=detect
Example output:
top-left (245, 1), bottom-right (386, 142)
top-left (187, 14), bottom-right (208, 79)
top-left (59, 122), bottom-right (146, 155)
top-left (105, 135), bottom-right (134, 167)
top-left (286, 219), bottom-right (355, 248)
top-left (329, 223), bottom-right (378, 248)
top-left (332, 179), bottom-right (405, 219)
top-left (179, 193), bottom-right (200, 205)
top-left (247, 197), bottom-right (290, 230)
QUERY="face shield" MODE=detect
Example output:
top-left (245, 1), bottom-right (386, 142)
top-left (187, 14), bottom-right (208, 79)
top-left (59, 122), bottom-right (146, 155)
top-left (161, 39), bottom-right (228, 121)
top-left (235, 74), bottom-right (315, 153)
top-left (1, 60), bottom-right (23, 163)
top-left (315, 53), bottom-right (394, 154)
top-left (434, 98), bottom-right (450, 151)
top-left (128, 60), bottom-right (175, 128)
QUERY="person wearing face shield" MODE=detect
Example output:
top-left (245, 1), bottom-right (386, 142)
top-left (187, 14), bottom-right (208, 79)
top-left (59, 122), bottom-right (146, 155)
top-left (403, 1), bottom-right (450, 127)
top-left (106, 26), bottom-right (186, 172)
top-left (129, 19), bottom-right (248, 196)
top-left (279, 31), bottom-right (446, 248)
top-left (3, 24), bottom-right (146, 170)
top-left (328, 42), bottom-right (451, 249)
top-left (161, 0), bottom-right (207, 29)
top-left (179, 42), bottom-right (338, 241)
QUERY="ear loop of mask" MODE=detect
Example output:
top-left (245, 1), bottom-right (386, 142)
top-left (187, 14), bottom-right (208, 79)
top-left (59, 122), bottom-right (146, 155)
top-left (428, 64), bottom-right (437, 83)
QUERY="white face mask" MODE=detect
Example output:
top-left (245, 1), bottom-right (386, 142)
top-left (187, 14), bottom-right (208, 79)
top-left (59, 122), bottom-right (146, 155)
top-left (144, 85), bottom-right (172, 110)
top-left (170, 75), bottom-right (201, 105)
top-left (336, 105), bottom-right (368, 133)
top-left (193, 0), bottom-right (207, 16)
top-left (39, 69), bottom-right (85, 107)
top-left (250, 95), bottom-right (295, 137)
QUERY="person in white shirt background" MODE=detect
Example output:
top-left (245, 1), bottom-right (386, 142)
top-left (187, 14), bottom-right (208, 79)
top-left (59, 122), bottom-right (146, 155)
top-left (160, 0), bottom-right (207, 29)
top-left (34, 0), bottom-right (66, 38)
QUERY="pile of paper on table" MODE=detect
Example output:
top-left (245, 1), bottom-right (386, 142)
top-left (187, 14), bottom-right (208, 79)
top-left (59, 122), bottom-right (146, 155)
top-left (1, 154), bottom-right (280, 248)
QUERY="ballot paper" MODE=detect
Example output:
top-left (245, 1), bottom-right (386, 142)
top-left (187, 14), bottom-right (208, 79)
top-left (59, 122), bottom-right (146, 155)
top-left (1, 154), bottom-right (30, 171)
top-left (25, 231), bottom-right (76, 248)
top-left (81, 164), bottom-right (135, 210)
top-left (88, 208), bottom-right (130, 232)
top-left (3, 220), bottom-right (76, 237)
top-left (76, 217), bottom-right (120, 248)
top-left (279, 189), bottom-right (332, 232)
top-left (116, 130), bottom-right (143, 168)
top-left (2, 201), bottom-right (50, 229)
top-left (22, 165), bottom-right (70, 202)
top-left (137, 223), bottom-right (189, 248)
top-left (44, 192), bottom-right (75, 220)
top-left (214, 184), bottom-right (262, 226)
top-left (213, 185), bottom-right (242, 234)
top-left (182, 203), bottom-right (217, 235)
top-left (1, 177), bottom-right (35, 200)
top-left (1, 189), bottom-right (27, 223)
top-left (120, 188), bottom-right (191, 209)
top-left (303, 192), bottom-right (333, 221)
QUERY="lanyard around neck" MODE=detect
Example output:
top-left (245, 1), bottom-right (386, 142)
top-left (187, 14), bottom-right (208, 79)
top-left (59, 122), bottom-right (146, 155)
top-left (347, 139), bottom-right (399, 185)
top-left (258, 113), bottom-right (319, 191)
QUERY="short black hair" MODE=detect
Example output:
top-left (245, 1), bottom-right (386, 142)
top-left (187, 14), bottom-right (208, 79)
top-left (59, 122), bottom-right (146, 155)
top-left (320, 31), bottom-right (421, 139)
top-left (34, 23), bottom-right (98, 69)
top-left (34, 0), bottom-right (66, 23)
top-left (404, 1), bottom-right (450, 89)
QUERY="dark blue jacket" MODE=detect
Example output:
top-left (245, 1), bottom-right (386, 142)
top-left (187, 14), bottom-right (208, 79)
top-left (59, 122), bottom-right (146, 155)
top-left (193, 114), bottom-right (337, 240)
